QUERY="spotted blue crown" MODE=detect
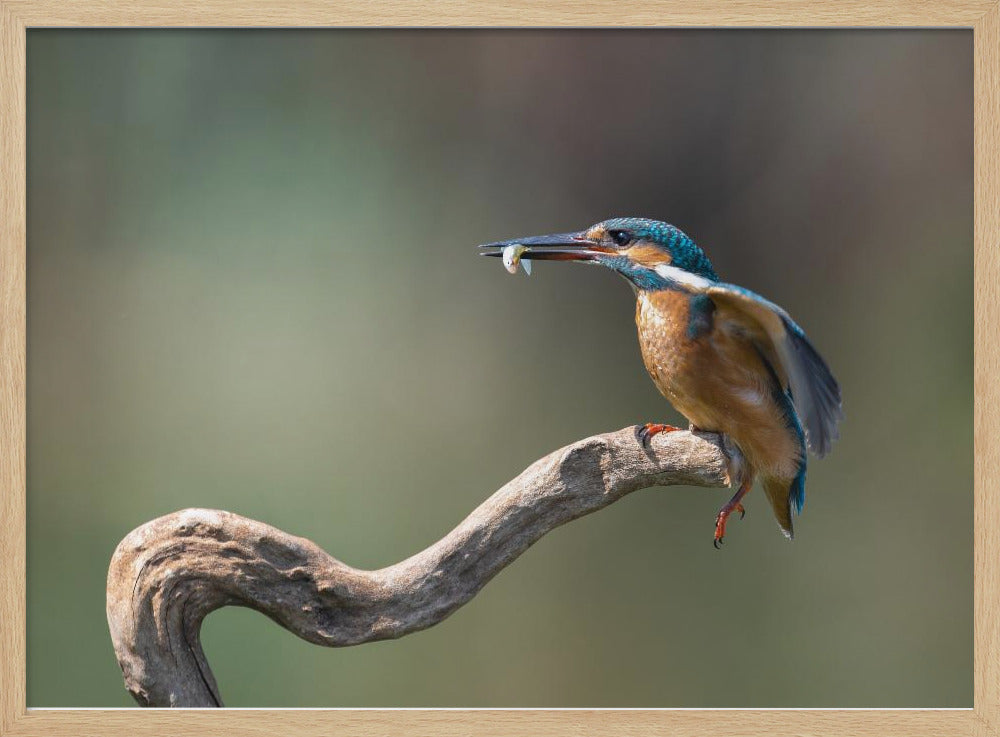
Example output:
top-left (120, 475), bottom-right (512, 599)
top-left (602, 217), bottom-right (718, 281)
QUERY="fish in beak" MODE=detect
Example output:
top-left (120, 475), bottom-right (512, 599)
top-left (501, 244), bottom-right (531, 275)
top-left (478, 232), bottom-right (614, 270)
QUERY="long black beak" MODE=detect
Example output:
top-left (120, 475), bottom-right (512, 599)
top-left (478, 231), bottom-right (611, 261)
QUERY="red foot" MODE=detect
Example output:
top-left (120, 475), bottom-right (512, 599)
top-left (637, 422), bottom-right (681, 447)
top-left (713, 482), bottom-right (752, 549)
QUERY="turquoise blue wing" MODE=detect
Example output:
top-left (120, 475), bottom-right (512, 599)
top-left (705, 283), bottom-right (843, 457)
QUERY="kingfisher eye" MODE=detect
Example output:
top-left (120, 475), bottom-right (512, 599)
top-left (609, 230), bottom-right (632, 247)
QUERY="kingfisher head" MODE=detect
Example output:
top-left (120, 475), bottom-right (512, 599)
top-left (480, 217), bottom-right (717, 290)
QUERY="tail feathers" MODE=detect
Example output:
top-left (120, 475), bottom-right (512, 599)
top-left (763, 477), bottom-right (794, 539)
top-left (762, 469), bottom-right (807, 540)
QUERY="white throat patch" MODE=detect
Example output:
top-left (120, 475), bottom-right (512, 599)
top-left (652, 263), bottom-right (714, 290)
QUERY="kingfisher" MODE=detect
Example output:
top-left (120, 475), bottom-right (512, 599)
top-left (480, 217), bottom-right (842, 546)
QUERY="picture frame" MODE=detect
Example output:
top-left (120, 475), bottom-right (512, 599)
top-left (1, 1), bottom-right (996, 734)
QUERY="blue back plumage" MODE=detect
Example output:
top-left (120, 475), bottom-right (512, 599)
top-left (754, 343), bottom-right (808, 515)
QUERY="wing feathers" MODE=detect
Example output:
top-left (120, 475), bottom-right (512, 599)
top-left (706, 284), bottom-right (842, 457)
top-left (781, 318), bottom-right (842, 456)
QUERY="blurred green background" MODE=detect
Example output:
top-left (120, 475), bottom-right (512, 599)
top-left (26, 29), bottom-right (972, 707)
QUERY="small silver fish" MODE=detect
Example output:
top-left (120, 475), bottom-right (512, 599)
top-left (502, 244), bottom-right (531, 275)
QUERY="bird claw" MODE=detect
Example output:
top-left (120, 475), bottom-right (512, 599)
top-left (713, 506), bottom-right (745, 548)
top-left (712, 487), bottom-right (750, 547)
top-left (637, 422), bottom-right (681, 448)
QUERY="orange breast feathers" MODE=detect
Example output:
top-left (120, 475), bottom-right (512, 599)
top-left (635, 290), bottom-right (802, 480)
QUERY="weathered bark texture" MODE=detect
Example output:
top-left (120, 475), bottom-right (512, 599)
top-left (106, 426), bottom-right (732, 707)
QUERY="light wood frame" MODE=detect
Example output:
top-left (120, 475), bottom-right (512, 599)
top-left (1, 2), bottom-right (996, 734)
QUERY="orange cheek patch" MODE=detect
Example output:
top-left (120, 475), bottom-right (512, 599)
top-left (625, 244), bottom-right (672, 266)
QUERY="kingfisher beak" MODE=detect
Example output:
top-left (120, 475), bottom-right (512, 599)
top-left (478, 231), bottom-right (612, 261)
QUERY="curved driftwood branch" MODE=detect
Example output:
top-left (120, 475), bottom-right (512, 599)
top-left (106, 426), bottom-right (733, 707)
